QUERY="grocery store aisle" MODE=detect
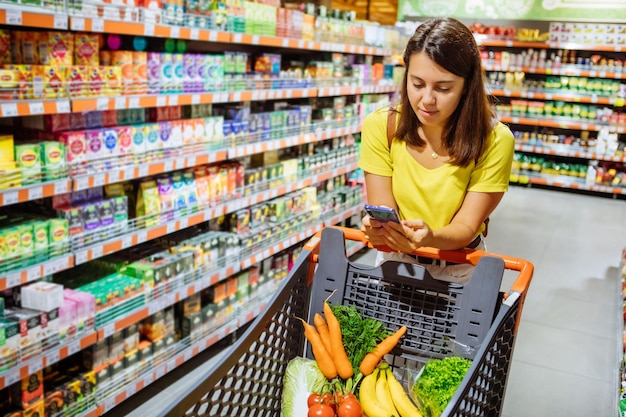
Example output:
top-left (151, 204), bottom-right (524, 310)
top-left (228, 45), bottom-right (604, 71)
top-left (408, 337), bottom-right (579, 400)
top-left (356, 186), bottom-right (625, 417)
top-left (488, 187), bottom-right (624, 417)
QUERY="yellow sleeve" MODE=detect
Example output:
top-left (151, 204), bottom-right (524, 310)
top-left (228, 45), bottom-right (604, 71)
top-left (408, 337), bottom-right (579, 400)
top-left (358, 107), bottom-right (393, 177)
top-left (469, 122), bottom-right (515, 192)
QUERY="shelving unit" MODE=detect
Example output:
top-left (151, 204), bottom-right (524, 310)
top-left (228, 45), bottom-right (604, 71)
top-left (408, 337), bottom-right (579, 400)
top-left (480, 37), bottom-right (626, 197)
top-left (0, 2), bottom-right (397, 415)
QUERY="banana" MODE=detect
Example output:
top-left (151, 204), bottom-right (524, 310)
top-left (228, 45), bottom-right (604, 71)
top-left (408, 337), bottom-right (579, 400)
top-left (385, 368), bottom-right (423, 417)
top-left (375, 367), bottom-right (399, 416)
top-left (359, 368), bottom-right (395, 417)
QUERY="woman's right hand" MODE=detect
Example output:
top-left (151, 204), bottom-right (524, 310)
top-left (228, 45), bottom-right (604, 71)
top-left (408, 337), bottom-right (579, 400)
top-left (360, 214), bottom-right (389, 247)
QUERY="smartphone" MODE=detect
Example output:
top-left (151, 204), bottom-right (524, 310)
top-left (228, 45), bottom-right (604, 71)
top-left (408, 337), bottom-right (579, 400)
top-left (364, 205), bottom-right (401, 223)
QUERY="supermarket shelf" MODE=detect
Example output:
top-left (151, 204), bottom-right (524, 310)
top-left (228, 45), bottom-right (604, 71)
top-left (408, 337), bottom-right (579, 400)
top-left (97, 263), bottom-right (239, 340)
top-left (73, 162), bottom-right (358, 265)
top-left (0, 4), bottom-right (67, 29)
top-left (317, 84), bottom-right (396, 97)
top-left (511, 172), bottom-right (626, 195)
top-left (477, 38), bottom-right (626, 52)
top-left (0, 330), bottom-right (97, 390)
top-left (0, 254), bottom-right (74, 291)
top-left (0, 178), bottom-right (71, 207)
top-left (515, 143), bottom-right (626, 162)
top-left (0, 99), bottom-right (70, 118)
top-left (499, 115), bottom-right (624, 133)
top-left (484, 64), bottom-right (626, 81)
top-left (71, 92), bottom-right (231, 113)
top-left (346, 241), bottom-right (366, 258)
top-left (72, 149), bottom-right (229, 191)
top-left (489, 88), bottom-right (619, 105)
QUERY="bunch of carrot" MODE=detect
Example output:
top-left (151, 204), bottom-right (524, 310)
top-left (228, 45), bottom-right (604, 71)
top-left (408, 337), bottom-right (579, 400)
top-left (299, 302), bottom-right (407, 381)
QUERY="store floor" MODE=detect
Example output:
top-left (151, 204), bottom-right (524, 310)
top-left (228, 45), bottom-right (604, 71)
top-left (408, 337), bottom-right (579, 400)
top-left (114, 186), bottom-right (624, 417)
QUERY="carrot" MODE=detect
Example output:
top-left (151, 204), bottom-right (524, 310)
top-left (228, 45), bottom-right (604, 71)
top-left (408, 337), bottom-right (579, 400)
top-left (298, 318), bottom-right (338, 379)
top-left (313, 313), bottom-right (332, 354)
top-left (323, 302), bottom-right (354, 379)
top-left (359, 325), bottom-right (407, 376)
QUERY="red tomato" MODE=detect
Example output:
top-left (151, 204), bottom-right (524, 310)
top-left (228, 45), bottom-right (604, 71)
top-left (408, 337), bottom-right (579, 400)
top-left (308, 403), bottom-right (335, 417)
top-left (336, 398), bottom-right (362, 417)
top-left (335, 391), bottom-right (357, 404)
top-left (307, 393), bottom-right (321, 408)
top-left (320, 393), bottom-right (336, 410)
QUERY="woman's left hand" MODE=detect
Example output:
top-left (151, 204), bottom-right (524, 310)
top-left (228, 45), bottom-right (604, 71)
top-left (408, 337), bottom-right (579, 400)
top-left (380, 219), bottom-right (434, 253)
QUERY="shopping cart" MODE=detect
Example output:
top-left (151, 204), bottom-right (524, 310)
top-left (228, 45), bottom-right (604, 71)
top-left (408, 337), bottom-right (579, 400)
top-left (158, 226), bottom-right (534, 417)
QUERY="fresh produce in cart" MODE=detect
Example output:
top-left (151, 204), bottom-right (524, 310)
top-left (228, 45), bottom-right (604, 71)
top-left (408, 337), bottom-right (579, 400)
top-left (282, 299), bottom-right (424, 417)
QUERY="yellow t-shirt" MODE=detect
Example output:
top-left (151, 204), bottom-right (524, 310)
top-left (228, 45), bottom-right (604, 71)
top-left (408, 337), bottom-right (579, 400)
top-left (358, 106), bottom-right (515, 230)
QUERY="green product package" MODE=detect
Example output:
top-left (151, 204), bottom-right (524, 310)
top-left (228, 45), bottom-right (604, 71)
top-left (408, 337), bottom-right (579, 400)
top-left (40, 141), bottom-right (67, 180)
top-left (14, 143), bottom-right (42, 185)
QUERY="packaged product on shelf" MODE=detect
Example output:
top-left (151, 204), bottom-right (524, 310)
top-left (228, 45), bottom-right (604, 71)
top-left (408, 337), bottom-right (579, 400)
top-left (14, 144), bottom-right (42, 185)
top-left (0, 29), bottom-right (10, 65)
top-left (66, 66), bottom-right (87, 97)
top-left (157, 176), bottom-right (175, 221)
top-left (39, 31), bottom-right (74, 67)
top-left (133, 51), bottom-right (148, 95)
top-left (14, 31), bottom-right (39, 65)
top-left (136, 180), bottom-right (161, 227)
top-left (86, 66), bottom-right (103, 97)
top-left (40, 141), bottom-right (67, 180)
top-left (10, 370), bottom-right (44, 409)
top-left (145, 123), bottom-right (160, 152)
top-left (158, 121), bottom-right (172, 149)
top-left (112, 51), bottom-right (133, 95)
top-left (0, 318), bottom-right (18, 372)
top-left (172, 53), bottom-right (184, 93)
top-left (159, 52), bottom-right (174, 93)
top-left (80, 203), bottom-right (101, 239)
top-left (146, 52), bottom-right (160, 94)
top-left (102, 65), bottom-right (123, 96)
top-left (33, 66), bottom-right (65, 99)
top-left (101, 127), bottom-right (120, 157)
top-left (73, 32), bottom-right (99, 67)
top-left (170, 119), bottom-right (183, 148)
top-left (4, 307), bottom-right (42, 360)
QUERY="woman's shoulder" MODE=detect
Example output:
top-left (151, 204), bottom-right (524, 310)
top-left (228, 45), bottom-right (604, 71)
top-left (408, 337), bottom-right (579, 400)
top-left (364, 104), bottom-right (401, 127)
top-left (490, 121), bottom-right (515, 144)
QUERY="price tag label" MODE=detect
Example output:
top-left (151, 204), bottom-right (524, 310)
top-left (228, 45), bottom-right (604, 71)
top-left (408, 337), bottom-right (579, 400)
top-left (57, 100), bottom-right (70, 113)
top-left (136, 231), bottom-right (147, 244)
top-left (170, 26), bottom-right (180, 38)
top-left (129, 97), bottom-right (140, 108)
top-left (138, 165), bottom-right (149, 178)
top-left (102, 323), bottom-right (115, 338)
top-left (179, 217), bottom-right (188, 230)
top-left (143, 374), bottom-right (154, 386)
top-left (4, 370), bottom-right (19, 387)
top-left (2, 191), bottom-right (17, 206)
top-left (27, 266), bottom-right (41, 282)
top-left (28, 102), bottom-right (44, 115)
top-left (252, 35), bottom-right (259, 45)
top-left (233, 33), bottom-right (242, 43)
top-left (27, 186), bottom-right (43, 201)
top-left (121, 235), bottom-right (132, 250)
top-left (75, 250), bottom-right (88, 265)
top-left (93, 174), bottom-right (105, 187)
top-left (209, 31), bottom-right (218, 42)
top-left (232, 92), bottom-right (241, 102)
top-left (108, 170), bottom-right (120, 184)
top-left (6, 9), bottom-right (22, 25)
top-left (92, 18), bottom-right (104, 32)
top-left (43, 258), bottom-right (65, 276)
top-left (29, 359), bottom-right (43, 374)
top-left (144, 24), bottom-right (155, 37)
top-left (166, 222), bottom-right (176, 235)
top-left (168, 95), bottom-right (178, 106)
top-left (190, 28), bottom-right (200, 40)
top-left (54, 14), bottom-right (67, 30)
top-left (163, 160), bottom-right (173, 173)
top-left (71, 17), bottom-right (85, 31)
top-left (46, 349), bottom-right (61, 366)
top-left (191, 94), bottom-right (201, 105)
top-left (115, 97), bottom-right (127, 109)
top-left (157, 96), bottom-right (167, 107)
top-left (5, 272), bottom-right (20, 289)
top-left (103, 397), bottom-right (116, 414)
top-left (91, 245), bottom-right (103, 260)
top-left (96, 98), bottom-right (109, 111)
top-left (155, 366), bottom-right (165, 380)
top-left (74, 176), bottom-right (89, 191)
top-left (68, 339), bottom-right (81, 355)
top-left (1, 103), bottom-right (18, 118)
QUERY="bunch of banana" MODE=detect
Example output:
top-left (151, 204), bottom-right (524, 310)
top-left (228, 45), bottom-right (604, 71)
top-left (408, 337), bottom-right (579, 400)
top-left (359, 363), bottom-right (423, 417)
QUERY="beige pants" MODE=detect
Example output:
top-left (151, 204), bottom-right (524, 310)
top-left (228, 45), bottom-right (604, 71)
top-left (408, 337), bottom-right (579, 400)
top-left (374, 237), bottom-right (486, 285)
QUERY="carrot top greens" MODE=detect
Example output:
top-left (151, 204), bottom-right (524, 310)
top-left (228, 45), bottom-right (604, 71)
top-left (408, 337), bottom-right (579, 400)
top-left (329, 304), bottom-right (391, 372)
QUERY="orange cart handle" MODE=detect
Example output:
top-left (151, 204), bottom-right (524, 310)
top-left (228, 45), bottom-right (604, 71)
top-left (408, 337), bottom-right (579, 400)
top-left (312, 226), bottom-right (534, 296)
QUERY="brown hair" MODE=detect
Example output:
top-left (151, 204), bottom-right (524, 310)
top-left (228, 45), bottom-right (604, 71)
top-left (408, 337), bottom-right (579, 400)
top-left (394, 17), bottom-right (493, 167)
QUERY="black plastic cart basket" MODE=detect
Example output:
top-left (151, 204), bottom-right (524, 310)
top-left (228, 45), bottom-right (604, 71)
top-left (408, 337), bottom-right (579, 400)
top-left (158, 226), bottom-right (534, 417)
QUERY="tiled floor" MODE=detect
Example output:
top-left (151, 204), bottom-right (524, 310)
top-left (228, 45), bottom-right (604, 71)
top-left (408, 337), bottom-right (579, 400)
top-left (115, 186), bottom-right (625, 417)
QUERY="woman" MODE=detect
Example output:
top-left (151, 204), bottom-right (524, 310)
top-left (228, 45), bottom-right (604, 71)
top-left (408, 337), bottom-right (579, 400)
top-left (359, 17), bottom-right (515, 282)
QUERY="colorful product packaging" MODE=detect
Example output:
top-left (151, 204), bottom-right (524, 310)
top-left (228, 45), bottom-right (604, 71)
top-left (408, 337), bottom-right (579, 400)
top-left (86, 129), bottom-right (104, 161)
top-left (159, 53), bottom-right (173, 93)
top-left (40, 141), bottom-right (67, 180)
top-left (183, 53), bottom-right (197, 93)
top-left (146, 52), bottom-right (160, 94)
top-left (145, 123), bottom-right (160, 152)
top-left (15, 144), bottom-right (42, 184)
top-left (133, 51), bottom-right (148, 95)
top-left (0, 29), bottom-right (9, 65)
top-left (130, 125), bottom-right (146, 155)
top-left (73, 32), bottom-right (100, 66)
top-left (102, 65), bottom-right (122, 96)
top-left (7, 64), bottom-right (33, 99)
top-left (57, 131), bottom-right (87, 164)
top-left (117, 126), bottom-right (132, 155)
top-left (112, 50), bottom-right (133, 95)
top-left (136, 180), bottom-right (161, 227)
top-left (17, 31), bottom-right (40, 65)
top-left (66, 65), bottom-right (87, 97)
top-left (34, 65), bottom-right (66, 99)
top-left (87, 66), bottom-right (104, 97)
top-left (39, 31), bottom-right (74, 66)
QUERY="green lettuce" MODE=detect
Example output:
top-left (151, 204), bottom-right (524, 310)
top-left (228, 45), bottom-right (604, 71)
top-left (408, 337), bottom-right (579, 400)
top-left (281, 357), bottom-right (327, 417)
top-left (412, 356), bottom-right (472, 417)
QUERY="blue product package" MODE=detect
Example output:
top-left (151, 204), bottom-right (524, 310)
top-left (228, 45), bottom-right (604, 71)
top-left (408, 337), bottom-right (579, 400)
top-left (159, 121), bottom-right (172, 149)
top-left (222, 120), bottom-right (234, 143)
top-left (86, 111), bottom-right (103, 129)
top-left (182, 171), bottom-right (198, 209)
top-left (171, 173), bottom-right (187, 214)
top-left (103, 128), bottom-right (119, 157)
top-left (145, 123), bottom-right (160, 152)
top-left (248, 113), bottom-right (258, 135)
